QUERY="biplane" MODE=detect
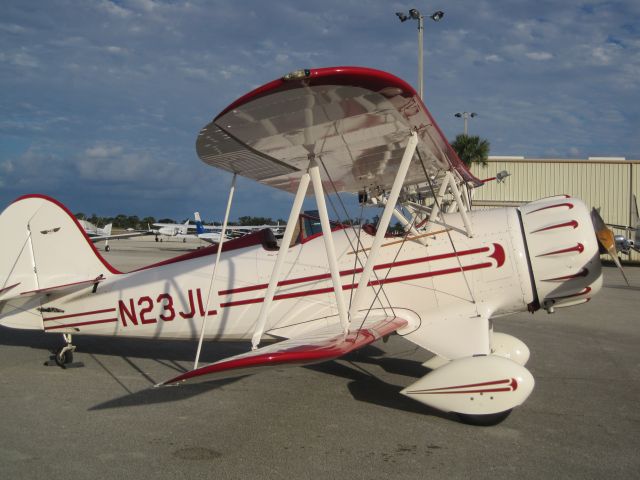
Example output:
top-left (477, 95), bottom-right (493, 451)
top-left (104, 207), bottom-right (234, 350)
top-left (0, 66), bottom-right (622, 425)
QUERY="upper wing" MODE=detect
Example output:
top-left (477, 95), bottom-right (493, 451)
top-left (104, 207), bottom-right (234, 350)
top-left (196, 66), bottom-right (481, 195)
top-left (157, 316), bottom-right (407, 386)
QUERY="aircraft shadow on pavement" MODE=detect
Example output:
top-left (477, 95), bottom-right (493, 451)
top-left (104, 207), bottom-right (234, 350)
top-left (0, 325), bottom-right (248, 364)
top-left (89, 376), bottom-right (247, 411)
top-left (306, 347), bottom-right (454, 421)
top-left (2, 328), bottom-right (451, 419)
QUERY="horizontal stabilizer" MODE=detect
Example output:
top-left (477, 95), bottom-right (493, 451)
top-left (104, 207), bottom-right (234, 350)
top-left (19, 275), bottom-right (105, 297)
top-left (158, 316), bottom-right (407, 386)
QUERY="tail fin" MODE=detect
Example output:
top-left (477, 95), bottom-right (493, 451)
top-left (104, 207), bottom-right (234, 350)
top-left (0, 195), bottom-right (119, 329)
top-left (103, 223), bottom-right (113, 236)
top-left (178, 219), bottom-right (190, 235)
top-left (194, 212), bottom-right (205, 235)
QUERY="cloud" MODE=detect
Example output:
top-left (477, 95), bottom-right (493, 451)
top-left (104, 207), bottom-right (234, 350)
top-left (85, 145), bottom-right (124, 158)
top-left (526, 51), bottom-right (553, 61)
top-left (1, 0), bottom-right (639, 219)
top-left (98, 0), bottom-right (132, 18)
top-left (0, 23), bottom-right (29, 34)
top-left (0, 50), bottom-right (39, 68)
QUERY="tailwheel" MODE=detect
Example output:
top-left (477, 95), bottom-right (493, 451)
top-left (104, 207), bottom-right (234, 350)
top-left (457, 409), bottom-right (512, 426)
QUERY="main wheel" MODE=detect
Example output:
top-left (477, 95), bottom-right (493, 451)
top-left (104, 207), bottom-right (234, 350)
top-left (457, 409), bottom-right (512, 426)
top-left (105, 245), bottom-right (111, 252)
top-left (55, 349), bottom-right (73, 367)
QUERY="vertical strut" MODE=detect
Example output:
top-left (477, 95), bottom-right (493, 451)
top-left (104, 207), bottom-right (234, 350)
top-left (349, 131), bottom-right (418, 320)
top-left (194, 173), bottom-right (236, 369)
top-left (446, 172), bottom-right (474, 237)
top-left (251, 173), bottom-right (310, 350)
top-left (309, 161), bottom-right (349, 334)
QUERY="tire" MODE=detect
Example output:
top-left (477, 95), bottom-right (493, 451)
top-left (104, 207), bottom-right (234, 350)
top-left (55, 349), bottom-right (73, 367)
top-left (457, 409), bottom-right (512, 426)
top-left (105, 245), bottom-right (111, 252)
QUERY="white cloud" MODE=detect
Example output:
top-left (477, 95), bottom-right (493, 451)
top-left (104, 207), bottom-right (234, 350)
top-left (0, 23), bottom-right (28, 34)
top-left (85, 145), bottom-right (124, 158)
top-left (526, 51), bottom-right (553, 61)
top-left (1, 160), bottom-right (14, 174)
top-left (275, 53), bottom-right (289, 64)
top-left (0, 50), bottom-right (39, 68)
top-left (98, 0), bottom-right (132, 18)
top-left (104, 46), bottom-right (128, 55)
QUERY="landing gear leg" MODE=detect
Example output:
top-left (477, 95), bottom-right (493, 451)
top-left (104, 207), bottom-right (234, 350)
top-left (45, 334), bottom-right (84, 369)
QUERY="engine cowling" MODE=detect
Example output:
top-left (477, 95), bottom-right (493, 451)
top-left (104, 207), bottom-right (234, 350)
top-left (519, 196), bottom-right (603, 313)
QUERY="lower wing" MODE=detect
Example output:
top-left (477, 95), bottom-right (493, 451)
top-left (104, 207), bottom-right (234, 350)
top-left (157, 316), bottom-right (408, 386)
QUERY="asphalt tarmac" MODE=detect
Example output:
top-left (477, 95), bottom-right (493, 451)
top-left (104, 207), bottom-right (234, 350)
top-left (1, 237), bottom-right (639, 479)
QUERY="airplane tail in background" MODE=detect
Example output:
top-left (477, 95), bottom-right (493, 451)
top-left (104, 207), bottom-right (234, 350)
top-left (194, 212), bottom-right (206, 235)
top-left (0, 194), bottom-right (118, 329)
top-left (179, 219), bottom-right (190, 236)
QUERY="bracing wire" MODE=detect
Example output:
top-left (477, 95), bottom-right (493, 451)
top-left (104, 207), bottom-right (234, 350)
top-left (319, 158), bottom-right (395, 318)
top-left (417, 152), bottom-right (477, 305)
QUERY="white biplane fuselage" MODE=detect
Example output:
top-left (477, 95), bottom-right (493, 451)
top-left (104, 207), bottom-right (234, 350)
top-left (0, 66), bottom-right (608, 424)
top-left (1, 194), bottom-right (601, 360)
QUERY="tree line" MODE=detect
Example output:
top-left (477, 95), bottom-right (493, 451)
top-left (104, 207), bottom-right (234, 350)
top-left (73, 213), bottom-right (288, 230)
top-left (74, 134), bottom-right (489, 231)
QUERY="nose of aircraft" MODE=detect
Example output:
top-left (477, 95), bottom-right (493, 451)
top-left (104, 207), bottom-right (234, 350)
top-left (519, 196), bottom-right (603, 313)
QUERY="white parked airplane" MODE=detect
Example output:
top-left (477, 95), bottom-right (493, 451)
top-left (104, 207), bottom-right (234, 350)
top-left (193, 212), bottom-right (228, 244)
top-left (80, 220), bottom-right (151, 251)
top-left (152, 219), bottom-right (191, 242)
top-left (0, 66), bottom-right (628, 425)
top-left (193, 212), bottom-right (283, 243)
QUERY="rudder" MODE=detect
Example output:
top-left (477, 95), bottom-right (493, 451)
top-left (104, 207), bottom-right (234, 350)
top-left (0, 195), bottom-right (118, 329)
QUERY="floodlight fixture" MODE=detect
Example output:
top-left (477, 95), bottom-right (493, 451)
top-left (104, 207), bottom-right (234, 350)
top-left (394, 8), bottom-right (445, 99)
top-left (454, 111), bottom-right (479, 135)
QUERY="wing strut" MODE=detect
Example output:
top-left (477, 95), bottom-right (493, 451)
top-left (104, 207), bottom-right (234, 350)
top-left (251, 173), bottom-right (311, 350)
top-left (194, 173), bottom-right (237, 369)
top-left (445, 172), bottom-right (474, 237)
top-left (349, 131), bottom-right (418, 321)
top-left (309, 159), bottom-right (350, 335)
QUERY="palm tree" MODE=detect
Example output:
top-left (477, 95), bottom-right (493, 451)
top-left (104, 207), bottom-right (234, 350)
top-left (451, 134), bottom-right (490, 167)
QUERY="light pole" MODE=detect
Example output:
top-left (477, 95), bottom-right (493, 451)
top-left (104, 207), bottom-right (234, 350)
top-left (396, 9), bottom-right (444, 99)
top-left (454, 111), bottom-right (478, 135)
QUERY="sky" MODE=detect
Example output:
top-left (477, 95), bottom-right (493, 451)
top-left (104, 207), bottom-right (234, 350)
top-left (1, 0), bottom-right (639, 221)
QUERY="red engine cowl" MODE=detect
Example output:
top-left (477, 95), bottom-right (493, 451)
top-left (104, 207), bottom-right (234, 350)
top-left (520, 196), bottom-right (602, 313)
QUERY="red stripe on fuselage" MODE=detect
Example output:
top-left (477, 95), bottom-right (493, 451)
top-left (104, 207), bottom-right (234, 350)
top-left (219, 245), bottom-right (496, 296)
top-left (44, 317), bottom-right (118, 331)
top-left (220, 261), bottom-right (494, 308)
top-left (43, 308), bottom-right (117, 322)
